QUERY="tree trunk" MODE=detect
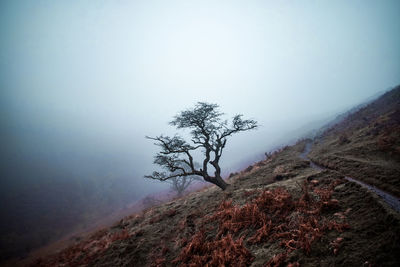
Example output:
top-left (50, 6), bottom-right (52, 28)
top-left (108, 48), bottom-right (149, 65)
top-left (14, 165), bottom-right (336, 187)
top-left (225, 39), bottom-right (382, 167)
top-left (211, 175), bottom-right (230, 190)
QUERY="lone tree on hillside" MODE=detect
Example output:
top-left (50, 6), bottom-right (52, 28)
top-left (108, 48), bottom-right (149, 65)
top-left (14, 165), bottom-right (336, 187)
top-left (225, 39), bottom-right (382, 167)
top-left (169, 174), bottom-right (200, 197)
top-left (145, 102), bottom-right (258, 190)
top-left (168, 163), bottom-right (202, 197)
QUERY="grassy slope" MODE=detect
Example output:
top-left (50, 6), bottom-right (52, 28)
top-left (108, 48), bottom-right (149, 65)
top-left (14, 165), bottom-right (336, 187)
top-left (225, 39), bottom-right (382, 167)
top-left (309, 86), bottom-right (400, 197)
top-left (29, 87), bottom-right (400, 266)
top-left (32, 140), bottom-right (400, 266)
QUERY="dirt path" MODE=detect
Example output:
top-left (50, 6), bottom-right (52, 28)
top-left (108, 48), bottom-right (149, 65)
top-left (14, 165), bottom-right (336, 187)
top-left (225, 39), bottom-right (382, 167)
top-left (301, 142), bottom-right (400, 213)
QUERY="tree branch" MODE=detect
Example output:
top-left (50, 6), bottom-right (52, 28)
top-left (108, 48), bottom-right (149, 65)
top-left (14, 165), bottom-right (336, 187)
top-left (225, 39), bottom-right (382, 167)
top-left (145, 102), bottom-right (258, 190)
top-left (145, 170), bottom-right (202, 181)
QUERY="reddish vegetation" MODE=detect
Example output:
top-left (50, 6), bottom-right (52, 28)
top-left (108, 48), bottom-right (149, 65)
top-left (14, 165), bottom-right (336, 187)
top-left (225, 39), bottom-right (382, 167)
top-left (34, 228), bottom-right (132, 266)
top-left (34, 178), bottom-right (350, 267)
top-left (149, 209), bottom-right (178, 224)
top-left (172, 179), bottom-right (349, 266)
top-left (172, 231), bottom-right (253, 266)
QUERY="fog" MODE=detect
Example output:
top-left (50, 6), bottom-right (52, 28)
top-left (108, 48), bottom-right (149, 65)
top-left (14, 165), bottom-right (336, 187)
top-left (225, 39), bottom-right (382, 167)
top-left (1, 0), bottom-right (399, 260)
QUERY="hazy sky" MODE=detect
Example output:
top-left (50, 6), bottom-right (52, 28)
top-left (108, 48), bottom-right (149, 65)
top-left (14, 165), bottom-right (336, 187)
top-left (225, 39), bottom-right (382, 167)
top-left (1, 0), bottom-right (400, 198)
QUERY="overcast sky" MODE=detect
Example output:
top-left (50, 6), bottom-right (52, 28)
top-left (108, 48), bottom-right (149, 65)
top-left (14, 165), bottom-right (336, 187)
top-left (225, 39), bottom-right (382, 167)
top-left (1, 0), bottom-right (400, 199)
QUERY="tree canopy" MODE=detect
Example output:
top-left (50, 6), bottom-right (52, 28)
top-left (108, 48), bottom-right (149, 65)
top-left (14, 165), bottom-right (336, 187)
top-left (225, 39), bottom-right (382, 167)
top-left (146, 102), bottom-right (258, 190)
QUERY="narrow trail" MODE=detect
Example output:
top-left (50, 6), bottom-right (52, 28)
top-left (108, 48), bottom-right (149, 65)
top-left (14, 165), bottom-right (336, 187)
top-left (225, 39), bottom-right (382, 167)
top-left (300, 142), bottom-right (400, 213)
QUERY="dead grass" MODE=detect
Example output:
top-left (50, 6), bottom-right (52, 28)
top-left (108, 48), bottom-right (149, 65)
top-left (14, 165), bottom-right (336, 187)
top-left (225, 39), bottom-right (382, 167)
top-left (309, 87), bottom-right (400, 196)
top-left (32, 135), bottom-right (400, 267)
top-left (169, 178), bottom-right (349, 267)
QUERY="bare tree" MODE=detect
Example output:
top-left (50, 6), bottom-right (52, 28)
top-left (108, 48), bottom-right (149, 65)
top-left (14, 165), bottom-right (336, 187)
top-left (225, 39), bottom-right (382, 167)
top-left (145, 102), bottom-right (258, 190)
top-left (168, 163), bottom-right (202, 197)
top-left (169, 175), bottom-right (198, 197)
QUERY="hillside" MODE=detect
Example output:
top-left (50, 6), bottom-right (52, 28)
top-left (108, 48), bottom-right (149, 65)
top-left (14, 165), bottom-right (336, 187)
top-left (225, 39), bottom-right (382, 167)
top-left (309, 85), bottom-right (400, 197)
top-left (28, 87), bottom-right (400, 267)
